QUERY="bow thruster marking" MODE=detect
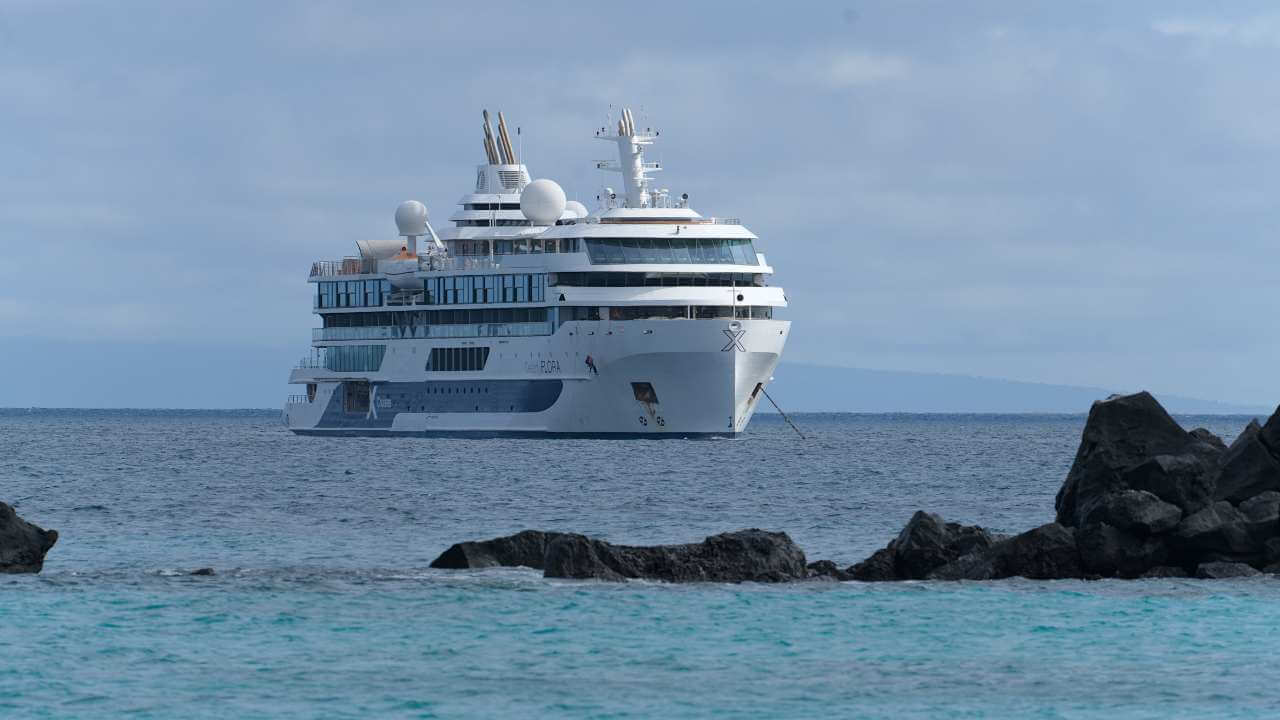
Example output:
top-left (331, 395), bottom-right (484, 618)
top-left (721, 328), bottom-right (746, 352)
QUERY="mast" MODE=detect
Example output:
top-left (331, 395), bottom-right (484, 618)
top-left (596, 106), bottom-right (659, 208)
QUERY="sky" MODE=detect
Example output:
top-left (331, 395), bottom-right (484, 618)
top-left (2, 1), bottom-right (1279, 408)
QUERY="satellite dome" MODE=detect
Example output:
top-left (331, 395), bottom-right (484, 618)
top-left (394, 200), bottom-right (428, 236)
top-left (520, 179), bottom-right (566, 226)
top-left (564, 200), bottom-right (588, 219)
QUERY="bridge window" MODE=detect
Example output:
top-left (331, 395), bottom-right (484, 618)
top-left (584, 237), bottom-right (757, 265)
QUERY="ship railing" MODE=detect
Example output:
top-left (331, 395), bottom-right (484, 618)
top-left (422, 255), bottom-right (501, 272)
top-left (709, 217), bottom-right (741, 225)
top-left (309, 255), bottom-right (504, 279)
top-left (295, 349), bottom-right (327, 369)
top-left (310, 258), bottom-right (377, 277)
top-left (285, 394), bottom-right (312, 405)
top-left (313, 322), bottom-right (553, 342)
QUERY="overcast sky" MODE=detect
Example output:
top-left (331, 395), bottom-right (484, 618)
top-left (3, 1), bottom-right (1279, 407)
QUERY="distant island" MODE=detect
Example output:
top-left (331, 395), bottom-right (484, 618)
top-left (764, 364), bottom-right (1270, 415)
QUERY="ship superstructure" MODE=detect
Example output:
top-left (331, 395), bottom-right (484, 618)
top-left (284, 108), bottom-right (789, 437)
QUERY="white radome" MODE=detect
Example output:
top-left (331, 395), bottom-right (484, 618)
top-left (564, 200), bottom-right (588, 219)
top-left (520, 179), bottom-right (566, 226)
top-left (395, 200), bottom-right (428, 236)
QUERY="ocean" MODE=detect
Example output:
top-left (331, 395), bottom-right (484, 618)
top-left (3, 409), bottom-right (1279, 718)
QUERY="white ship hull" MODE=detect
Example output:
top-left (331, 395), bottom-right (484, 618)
top-left (285, 318), bottom-right (789, 438)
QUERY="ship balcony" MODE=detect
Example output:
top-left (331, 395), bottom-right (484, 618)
top-left (309, 255), bottom-right (504, 279)
top-left (422, 255), bottom-right (501, 273)
top-left (310, 258), bottom-right (377, 278)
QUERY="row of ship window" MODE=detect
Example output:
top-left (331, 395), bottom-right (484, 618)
top-left (316, 271), bottom-right (767, 309)
top-left (324, 308), bottom-right (550, 327)
top-left (446, 237), bottom-right (757, 265)
top-left (450, 238), bottom-right (580, 255)
top-left (316, 275), bottom-right (547, 309)
top-left (584, 237), bottom-right (758, 265)
top-left (321, 304), bottom-right (773, 330)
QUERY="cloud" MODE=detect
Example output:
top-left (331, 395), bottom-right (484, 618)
top-left (819, 51), bottom-right (911, 87)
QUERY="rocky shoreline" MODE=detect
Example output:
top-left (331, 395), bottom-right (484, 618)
top-left (432, 393), bottom-right (1280, 583)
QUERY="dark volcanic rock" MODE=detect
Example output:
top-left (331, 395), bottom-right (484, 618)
top-left (847, 511), bottom-right (999, 581)
top-left (543, 529), bottom-right (807, 583)
top-left (1055, 392), bottom-right (1221, 527)
top-left (1190, 428), bottom-right (1228, 452)
top-left (929, 524), bottom-right (1084, 581)
top-left (1214, 421), bottom-right (1280, 503)
top-left (429, 530), bottom-right (565, 570)
top-left (1077, 523), bottom-right (1166, 578)
top-left (806, 560), bottom-right (853, 581)
top-left (1140, 565), bottom-right (1190, 578)
top-left (1196, 561), bottom-right (1261, 579)
top-left (0, 502), bottom-right (58, 573)
top-left (1238, 491), bottom-right (1280, 546)
top-left (1173, 501), bottom-right (1254, 557)
top-left (1096, 489), bottom-right (1182, 536)
top-left (1260, 407), bottom-right (1280, 455)
top-left (849, 547), bottom-right (897, 581)
top-left (1118, 455), bottom-right (1216, 518)
top-left (888, 511), bottom-right (999, 580)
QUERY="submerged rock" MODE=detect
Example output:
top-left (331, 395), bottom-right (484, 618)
top-left (429, 530), bottom-right (566, 570)
top-left (543, 529), bottom-right (807, 583)
top-left (0, 502), bottom-right (58, 573)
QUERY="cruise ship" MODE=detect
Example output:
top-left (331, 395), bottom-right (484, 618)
top-left (284, 108), bottom-right (789, 437)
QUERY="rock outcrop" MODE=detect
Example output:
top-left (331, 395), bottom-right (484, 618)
top-left (1054, 392), bottom-right (1219, 528)
top-left (429, 530), bottom-right (566, 570)
top-left (431, 529), bottom-right (808, 583)
top-left (543, 530), bottom-right (806, 582)
top-left (850, 394), bottom-right (1280, 581)
top-left (0, 502), bottom-right (58, 573)
top-left (929, 523), bottom-right (1085, 580)
top-left (848, 511), bottom-right (1000, 580)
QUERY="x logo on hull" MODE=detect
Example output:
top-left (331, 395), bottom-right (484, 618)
top-left (721, 328), bottom-right (746, 352)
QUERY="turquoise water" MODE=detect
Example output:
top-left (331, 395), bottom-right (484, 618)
top-left (3, 410), bottom-right (1277, 718)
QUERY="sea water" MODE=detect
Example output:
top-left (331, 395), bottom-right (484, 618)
top-left (2, 410), bottom-right (1278, 718)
